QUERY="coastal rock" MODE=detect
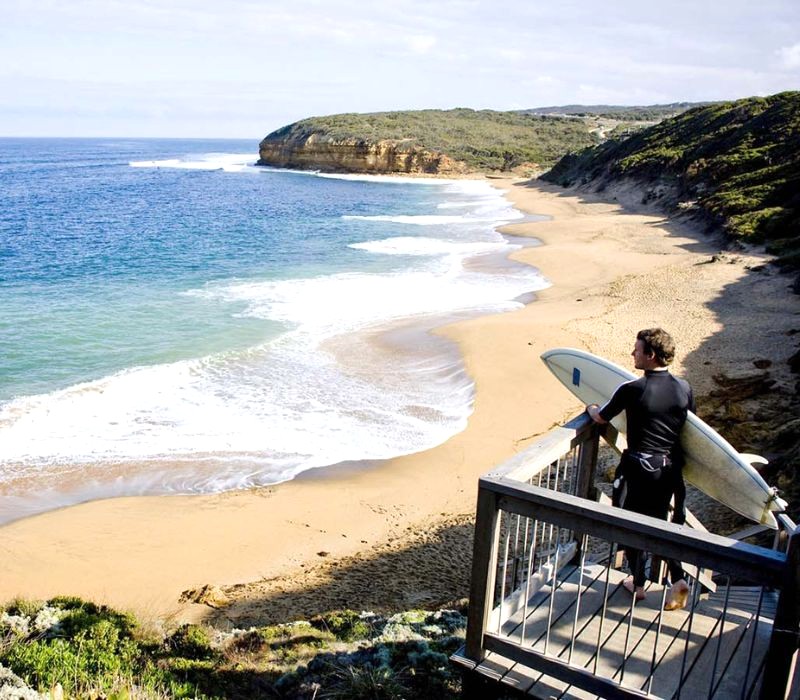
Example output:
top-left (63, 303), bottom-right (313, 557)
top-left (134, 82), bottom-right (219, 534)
top-left (258, 133), bottom-right (470, 175)
top-left (179, 584), bottom-right (229, 608)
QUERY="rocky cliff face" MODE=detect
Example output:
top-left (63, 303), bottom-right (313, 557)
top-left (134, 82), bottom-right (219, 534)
top-left (258, 133), bottom-right (470, 175)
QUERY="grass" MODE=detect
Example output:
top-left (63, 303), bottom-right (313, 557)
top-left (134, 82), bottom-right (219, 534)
top-left (1, 599), bottom-right (471, 699)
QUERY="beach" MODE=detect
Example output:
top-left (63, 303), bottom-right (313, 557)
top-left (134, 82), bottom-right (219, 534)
top-left (2, 177), bottom-right (796, 626)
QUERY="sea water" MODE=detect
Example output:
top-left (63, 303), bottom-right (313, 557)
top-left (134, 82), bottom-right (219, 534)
top-left (0, 138), bottom-right (550, 524)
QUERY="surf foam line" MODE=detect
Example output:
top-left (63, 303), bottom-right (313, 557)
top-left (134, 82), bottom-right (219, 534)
top-left (0, 176), bottom-right (549, 525)
top-left (129, 153), bottom-right (258, 172)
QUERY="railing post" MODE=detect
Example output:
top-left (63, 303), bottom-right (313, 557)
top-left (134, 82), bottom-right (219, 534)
top-left (575, 421), bottom-right (600, 501)
top-left (465, 481), bottom-right (502, 661)
top-left (760, 526), bottom-right (800, 700)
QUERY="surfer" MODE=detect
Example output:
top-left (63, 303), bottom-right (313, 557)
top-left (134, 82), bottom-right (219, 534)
top-left (586, 328), bottom-right (694, 610)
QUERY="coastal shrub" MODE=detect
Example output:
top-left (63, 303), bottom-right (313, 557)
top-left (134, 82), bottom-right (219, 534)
top-left (2, 620), bottom-right (141, 694)
top-left (1, 598), bottom-right (467, 699)
top-left (310, 611), bottom-right (372, 642)
top-left (0, 598), bottom-right (183, 699)
top-left (262, 109), bottom-right (600, 170)
top-left (406, 648), bottom-right (457, 697)
top-left (320, 662), bottom-right (407, 699)
top-left (542, 91), bottom-right (800, 267)
top-left (166, 624), bottom-right (215, 660)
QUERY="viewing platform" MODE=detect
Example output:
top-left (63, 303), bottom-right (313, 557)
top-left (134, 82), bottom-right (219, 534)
top-left (451, 415), bottom-right (799, 699)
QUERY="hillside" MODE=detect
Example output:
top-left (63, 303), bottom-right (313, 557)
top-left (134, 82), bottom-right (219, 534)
top-left (521, 102), bottom-right (707, 121)
top-left (258, 109), bottom-right (600, 174)
top-left (542, 92), bottom-right (800, 268)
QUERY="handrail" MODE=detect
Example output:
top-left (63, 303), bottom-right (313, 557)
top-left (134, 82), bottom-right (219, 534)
top-left (459, 414), bottom-right (800, 700)
top-left (482, 476), bottom-right (786, 587)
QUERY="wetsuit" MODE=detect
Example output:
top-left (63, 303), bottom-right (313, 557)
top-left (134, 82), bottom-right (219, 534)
top-left (599, 369), bottom-right (695, 587)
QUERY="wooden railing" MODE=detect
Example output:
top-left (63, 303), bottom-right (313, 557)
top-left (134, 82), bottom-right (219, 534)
top-left (459, 414), bottom-right (799, 699)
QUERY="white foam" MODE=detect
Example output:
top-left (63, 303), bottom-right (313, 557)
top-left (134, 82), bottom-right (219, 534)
top-left (315, 172), bottom-right (470, 185)
top-left (349, 236), bottom-right (510, 256)
top-left (0, 172), bottom-right (550, 521)
top-left (437, 198), bottom-right (499, 209)
top-left (129, 153), bottom-right (257, 172)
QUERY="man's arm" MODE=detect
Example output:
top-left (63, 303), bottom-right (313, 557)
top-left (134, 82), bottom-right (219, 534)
top-left (586, 403), bottom-right (607, 424)
top-left (587, 382), bottom-right (630, 425)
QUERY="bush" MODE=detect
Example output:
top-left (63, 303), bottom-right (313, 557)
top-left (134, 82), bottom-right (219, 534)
top-left (166, 624), bottom-right (215, 660)
top-left (310, 611), bottom-right (372, 642)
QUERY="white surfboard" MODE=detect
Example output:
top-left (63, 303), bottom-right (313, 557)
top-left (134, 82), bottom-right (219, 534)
top-left (541, 347), bottom-right (786, 528)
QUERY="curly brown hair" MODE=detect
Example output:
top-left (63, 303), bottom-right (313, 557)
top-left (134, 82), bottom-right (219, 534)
top-left (636, 328), bottom-right (675, 366)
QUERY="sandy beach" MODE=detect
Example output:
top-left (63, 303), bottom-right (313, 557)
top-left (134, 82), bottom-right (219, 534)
top-left (2, 178), bottom-right (797, 627)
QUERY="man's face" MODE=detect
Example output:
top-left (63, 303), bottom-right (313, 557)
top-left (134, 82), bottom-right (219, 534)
top-left (632, 339), bottom-right (652, 370)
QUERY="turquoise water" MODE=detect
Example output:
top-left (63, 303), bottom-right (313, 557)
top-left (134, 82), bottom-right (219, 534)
top-left (0, 138), bottom-right (548, 522)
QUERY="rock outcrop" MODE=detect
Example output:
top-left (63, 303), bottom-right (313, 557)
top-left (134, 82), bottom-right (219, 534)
top-left (258, 133), bottom-right (470, 175)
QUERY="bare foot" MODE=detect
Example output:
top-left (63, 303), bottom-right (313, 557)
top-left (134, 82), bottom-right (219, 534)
top-left (664, 578), bottom-right (690, 610)
top-left (623, 576), bottom-right (646, 601)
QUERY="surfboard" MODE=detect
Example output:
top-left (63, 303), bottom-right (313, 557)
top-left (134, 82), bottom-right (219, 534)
top-left (540, 347), bottom-right (786, 528)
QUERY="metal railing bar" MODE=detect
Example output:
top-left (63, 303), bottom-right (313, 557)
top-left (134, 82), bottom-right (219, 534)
top-left (594, 540), bottom-right (616, 676)
top-left (740, 587), bottom-right (766, 700)
top-left (544, 528), bottom-right (563, 657)
top-left (504, 555), bottom-right (606, 655)
top-left (675, 578), bottom-right (711, 700)
top-left (709, 606), bottom-right (759, 698)
top-left (483, 478), bottom-right (787, 588)
top-left (520, 517), bottom-right (539, 647)
top-left (708, 578), bottom-right (732, 697)
top-left (484, 633), bottom-right (653, 700)
top-left (745, 651), bottom-right (767, 699)
top-left (620, 581), bottom-right (638, 685)
top-left (569, 533), bottom-right (590, 665)
top-left (633, 585), bottom-right (690, 696)
top-left (501, 557), bottom-right (586, 642)
top-left (511, 513), bottom-right (522, 591)
top-left (646, 571), bottom-right (669, 696)
top-left (498, 511), bottom-right (512, 634)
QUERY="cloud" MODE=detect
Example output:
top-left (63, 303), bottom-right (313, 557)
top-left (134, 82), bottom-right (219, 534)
top-left (407, 34), bottom-right (437, 54)
top-left (777, 43), bottom-right (800, 69)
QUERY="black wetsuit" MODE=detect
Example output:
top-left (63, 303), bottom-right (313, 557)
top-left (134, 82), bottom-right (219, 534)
top-left (600, 369), bottom-right (695, 586)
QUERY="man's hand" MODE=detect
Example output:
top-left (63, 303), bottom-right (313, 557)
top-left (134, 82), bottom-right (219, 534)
top-left (586, 403), bottom-right (607, 424)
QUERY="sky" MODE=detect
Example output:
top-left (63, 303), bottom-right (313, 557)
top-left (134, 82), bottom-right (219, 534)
top-left (1, 0), bottom-right (799, 139)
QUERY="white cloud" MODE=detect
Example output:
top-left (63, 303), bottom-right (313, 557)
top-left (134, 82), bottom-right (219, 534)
top-left (777, 43), bottom-right (800, 69)
top-left (408, 34), bottom-right (437, 54)
top-left (497, 48), bottom-right (524, 62)
top-left (1, 0), bottom-right (799, 136)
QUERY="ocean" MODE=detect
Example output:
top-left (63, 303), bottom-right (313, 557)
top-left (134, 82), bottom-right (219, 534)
top-left (0, 138), bottom-right (549, 524)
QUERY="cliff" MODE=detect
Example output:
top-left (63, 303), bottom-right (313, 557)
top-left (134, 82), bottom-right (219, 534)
top-left (259, 132), bottom-right (470, 175)
top-left (258, 109), bottom-right (601, 175)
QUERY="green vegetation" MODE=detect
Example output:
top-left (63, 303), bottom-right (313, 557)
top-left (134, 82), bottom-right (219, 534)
top-left (262, 108), bottom-right (600, 170)
top-left (543, 92), bottom-right (800, 267)
top-left (1, 598), bottom-right (475, 699)
top-left (520, 102), bottom-right (707, 121)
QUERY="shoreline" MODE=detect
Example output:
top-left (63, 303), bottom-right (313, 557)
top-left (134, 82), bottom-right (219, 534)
top-left (2, 177), bottom-right (796, 624)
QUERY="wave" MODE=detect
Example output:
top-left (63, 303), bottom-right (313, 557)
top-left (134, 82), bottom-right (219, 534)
top-left (315, 172), bottom-right (469, 185)
top-left (349, 236), bottom-right (511, 256)
top-left (129, 153), bottom-right (257, 172)
top-left (343, 210), bottom-right (522, 226)
top-left (0, 164), bottom-right (550, 523)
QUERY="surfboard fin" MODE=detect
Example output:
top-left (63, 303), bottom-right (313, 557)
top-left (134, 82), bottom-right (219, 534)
top-left (740, 453), bottom-right (769, 467)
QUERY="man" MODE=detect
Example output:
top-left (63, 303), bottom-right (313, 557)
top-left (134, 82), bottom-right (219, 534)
top-left (586, 328), bottom-right (694, 610)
